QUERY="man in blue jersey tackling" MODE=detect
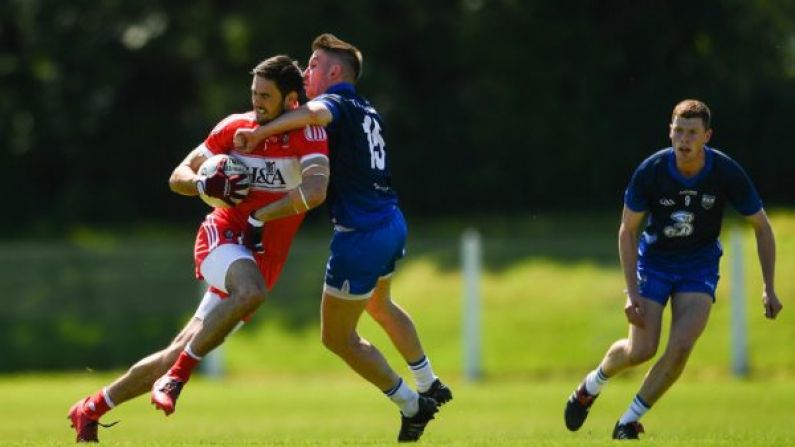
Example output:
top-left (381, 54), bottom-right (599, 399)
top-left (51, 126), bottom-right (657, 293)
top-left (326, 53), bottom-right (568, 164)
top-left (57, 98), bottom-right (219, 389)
top-left (235, 33), bottom-right (451, 442)
top-left (564, 99), bottom-right (783, 439)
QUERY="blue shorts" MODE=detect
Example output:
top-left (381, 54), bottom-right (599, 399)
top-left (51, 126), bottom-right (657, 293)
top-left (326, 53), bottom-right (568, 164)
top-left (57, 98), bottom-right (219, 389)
top-left (637, 261), bottom-right (720, 306)
top-left (324, 210), bottom-right (407, 300)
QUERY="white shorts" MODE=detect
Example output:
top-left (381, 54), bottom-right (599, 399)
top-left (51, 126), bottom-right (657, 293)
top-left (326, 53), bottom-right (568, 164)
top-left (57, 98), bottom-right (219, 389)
top-left (199, 243), bottom-right (255, 293)
top-left (193, 288), bottom-right (245, 333)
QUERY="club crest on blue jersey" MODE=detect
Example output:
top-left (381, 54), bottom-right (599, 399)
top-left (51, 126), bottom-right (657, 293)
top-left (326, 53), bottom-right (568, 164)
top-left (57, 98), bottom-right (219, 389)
top-left (663, 211), bottom-right (694, 238)
top-left (701, 195), bottom-right (716, 210)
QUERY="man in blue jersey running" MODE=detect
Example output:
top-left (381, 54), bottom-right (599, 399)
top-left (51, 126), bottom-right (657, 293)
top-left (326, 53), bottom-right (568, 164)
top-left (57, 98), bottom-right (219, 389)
top-left (235, 33), bottom-right (451, 443)
top-left (564, 99), bottom-right (783, 439)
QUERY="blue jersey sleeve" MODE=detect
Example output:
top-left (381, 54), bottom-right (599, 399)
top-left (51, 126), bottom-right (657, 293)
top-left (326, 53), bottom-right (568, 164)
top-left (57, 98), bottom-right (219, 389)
top-left (722, 157), bottom-right (763, 216)
top-left (624, 162), bottom-right (650, 212)
top-left (313, 94), bottom-right (341, 123)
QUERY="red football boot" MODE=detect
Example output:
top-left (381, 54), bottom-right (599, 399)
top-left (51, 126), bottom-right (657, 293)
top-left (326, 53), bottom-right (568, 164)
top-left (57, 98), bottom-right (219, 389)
top-left (151, 374), bottom-right (185, 416)
top-left (68, 398), bottom-right (99, 443)
top-left (67, 397), bottom-right (117, 442)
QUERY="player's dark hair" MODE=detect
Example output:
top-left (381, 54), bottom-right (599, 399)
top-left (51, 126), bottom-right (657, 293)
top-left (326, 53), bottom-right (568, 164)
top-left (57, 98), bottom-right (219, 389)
top-left (251, 55), bottom-right (308, 104)
top-left (312, 33), bottom-right (363, 82)
top-left (672, 99), bottom-right (711, 130)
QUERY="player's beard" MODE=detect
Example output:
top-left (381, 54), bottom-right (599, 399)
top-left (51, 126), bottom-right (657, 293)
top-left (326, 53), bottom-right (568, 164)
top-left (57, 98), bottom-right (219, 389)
top-left (255, 112), bottom-right (272, 125)
top-left (255, 107), bottom-right (282, 125)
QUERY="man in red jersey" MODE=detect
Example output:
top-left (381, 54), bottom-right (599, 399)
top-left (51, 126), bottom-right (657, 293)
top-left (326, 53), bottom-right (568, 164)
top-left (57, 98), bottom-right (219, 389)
top-left (67, 55), bottom-right (329, 443)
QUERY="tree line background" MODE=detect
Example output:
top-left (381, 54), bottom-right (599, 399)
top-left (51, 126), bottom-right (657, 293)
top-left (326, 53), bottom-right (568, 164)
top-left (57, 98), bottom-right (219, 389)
top-left (2, 0), bottom-right (794, 234)
top-left (2, 1), bottom-right (795, 372)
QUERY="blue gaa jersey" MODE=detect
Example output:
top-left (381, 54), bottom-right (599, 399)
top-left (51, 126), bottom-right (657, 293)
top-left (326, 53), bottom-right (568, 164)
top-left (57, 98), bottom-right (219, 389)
top-left (624, 147), bottom-right (762, 269)
top-left (313, 83), bottom-right (399, 230)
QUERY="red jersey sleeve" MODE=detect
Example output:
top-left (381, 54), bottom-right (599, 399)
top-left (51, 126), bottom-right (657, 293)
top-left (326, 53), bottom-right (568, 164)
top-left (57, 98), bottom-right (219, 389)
top-left (203, 113), bottom-right (257, 155)
top-left (288, 125), bottom-right (329, 159)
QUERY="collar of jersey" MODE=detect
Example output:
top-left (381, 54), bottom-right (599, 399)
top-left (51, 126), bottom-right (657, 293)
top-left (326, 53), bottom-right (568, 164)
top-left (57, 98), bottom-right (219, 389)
top-left (666, 146), bottom-right (714, 186)
top-left (325, 82), bottom-right (356, 95)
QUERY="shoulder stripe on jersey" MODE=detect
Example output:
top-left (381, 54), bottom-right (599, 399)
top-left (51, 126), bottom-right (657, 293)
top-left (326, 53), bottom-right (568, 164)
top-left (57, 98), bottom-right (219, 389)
top-left (304, 125), bottom-right (327, 142)
top-left (197, 143), bottom-right (214, 157)
top-left (211, 112), bottom-right (255, 135)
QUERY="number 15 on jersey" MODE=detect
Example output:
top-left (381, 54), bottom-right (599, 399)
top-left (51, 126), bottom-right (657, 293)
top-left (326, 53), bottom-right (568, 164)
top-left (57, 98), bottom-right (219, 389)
top-left (363, 114), bottom-right (386, 170)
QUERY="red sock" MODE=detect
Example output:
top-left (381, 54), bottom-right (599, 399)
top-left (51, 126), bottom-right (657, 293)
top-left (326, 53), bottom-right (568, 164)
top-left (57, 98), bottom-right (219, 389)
top-left (84, 389), bottom-right (112, 419)
top-left (168, 350), bottom-right (201, 382)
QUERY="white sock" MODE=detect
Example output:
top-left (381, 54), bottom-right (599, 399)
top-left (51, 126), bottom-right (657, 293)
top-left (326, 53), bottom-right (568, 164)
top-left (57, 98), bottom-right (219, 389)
top-left (584, 366), bottom-right (609, 395)
top-left (384, 378), bottom-right (419, 417)
top-left (618, 395), bottom-right (651, 424)
top-left (408, 355), bottom-right (437, 393)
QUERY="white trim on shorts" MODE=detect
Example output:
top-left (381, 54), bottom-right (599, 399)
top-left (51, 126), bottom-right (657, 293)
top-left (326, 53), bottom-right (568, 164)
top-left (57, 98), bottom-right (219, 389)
top-left (194, 288), bottom-right (224, 320)
top-left (193, 288), bottom-right (245, 334)
top-left (322, 274), bottom-right (392, 301)
top-left (199, 243), bottom-right (255, 293)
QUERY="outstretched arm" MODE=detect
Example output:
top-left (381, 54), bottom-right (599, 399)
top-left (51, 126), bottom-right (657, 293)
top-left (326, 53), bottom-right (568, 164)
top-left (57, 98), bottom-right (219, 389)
top-left (251, 155), bottom-right (330, 222)
top-left (243, 155), bottom-right (329, 253)
top-left (618, 205), bottom-right (647, 328)
top-left (745, 208), bottom-right (783, 319)
top-left (235, 102), bottom-right (334, 152)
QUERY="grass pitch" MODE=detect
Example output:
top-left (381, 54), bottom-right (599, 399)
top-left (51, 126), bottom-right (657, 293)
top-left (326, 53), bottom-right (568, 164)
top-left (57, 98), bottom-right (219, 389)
top-left (2, 211), bottom-right (793, 445)
top-left (1, 373), bottom-right (793, 446)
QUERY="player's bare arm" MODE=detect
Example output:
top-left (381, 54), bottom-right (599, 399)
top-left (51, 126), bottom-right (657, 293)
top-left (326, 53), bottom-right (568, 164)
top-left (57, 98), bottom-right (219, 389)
top-left (169, 147), bottom-right (208, 196)
top-left (618, 206), bottom-right (647, 328)
top-left (251, 155), bottom-right (330, 222)
top-left (235, 101), bottom-right (333, 152)
top-left (745, 208), bottom-right (783, 319)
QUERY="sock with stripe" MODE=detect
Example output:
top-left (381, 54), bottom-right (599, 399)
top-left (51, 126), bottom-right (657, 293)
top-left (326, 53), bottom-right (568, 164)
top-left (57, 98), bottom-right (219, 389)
top-left (584, 366), bottom-right (609, 395)
top-left (618, 394), bottom-right (651, 424)
top-left (384, 378), bottom-right (419, 417)
top-left (84, 388), bottom-right (115, 419)
top-left (168, 345), bottom-right (202, 382)
top-left (408, 355), bottom-right (438, 393)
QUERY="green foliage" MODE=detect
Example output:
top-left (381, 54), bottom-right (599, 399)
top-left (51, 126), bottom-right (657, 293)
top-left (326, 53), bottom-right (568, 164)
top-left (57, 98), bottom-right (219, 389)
top-left (4, 212), bottom-right (791, 376)
top-left (2, 2), bottom-right (795, 231)
top-left (0, 232), bottom-right (198, 371)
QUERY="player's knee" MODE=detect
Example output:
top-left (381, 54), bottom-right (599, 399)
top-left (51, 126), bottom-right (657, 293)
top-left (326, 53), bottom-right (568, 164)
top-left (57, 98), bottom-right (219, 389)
top-left (667, 340), bottom-right (696, 364)
top-left (233, 282), bottom-right (267, 311)
top-left (628, 343), bottom-right (657, 365)
top-left (320, 329), bottom-right (352, 354)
